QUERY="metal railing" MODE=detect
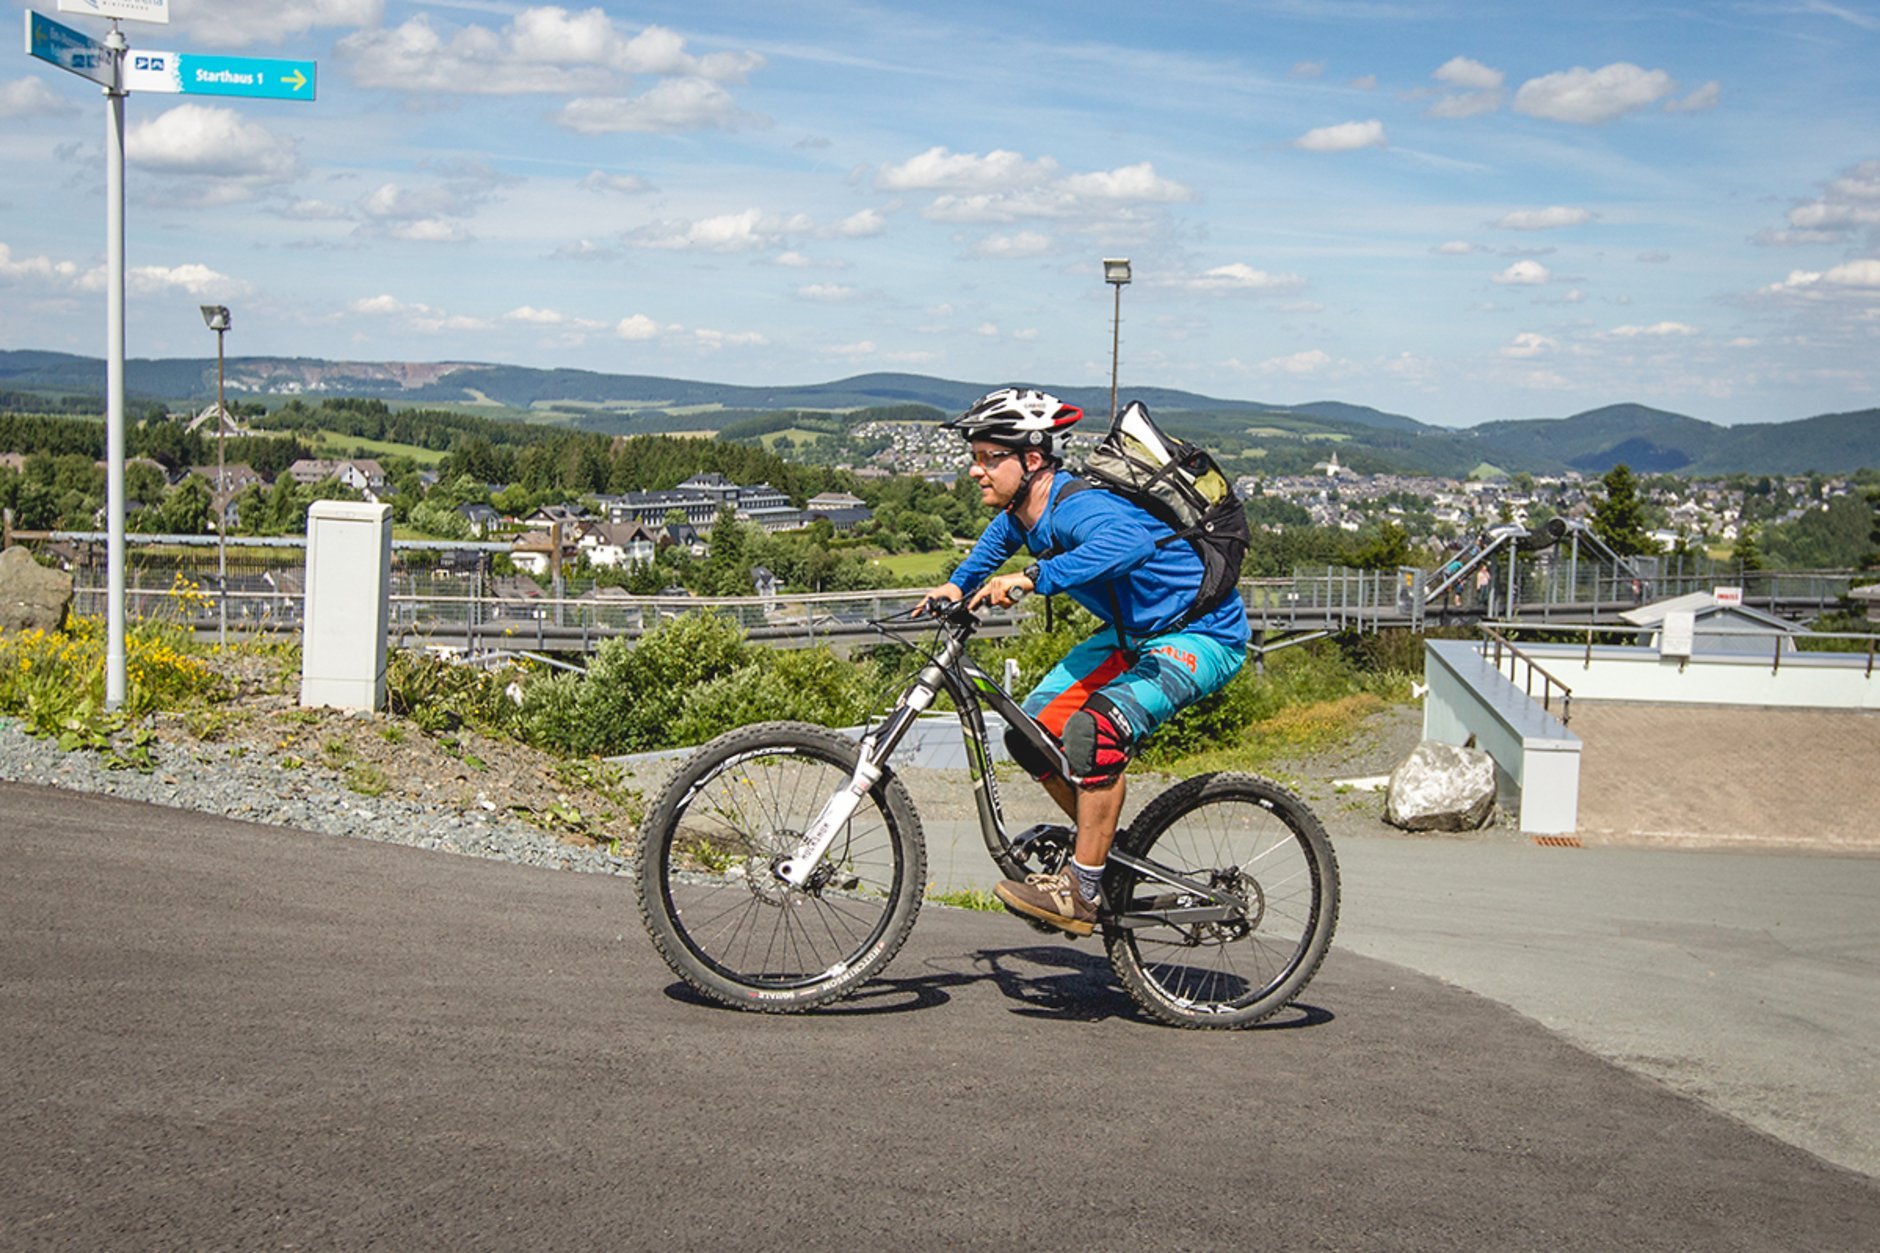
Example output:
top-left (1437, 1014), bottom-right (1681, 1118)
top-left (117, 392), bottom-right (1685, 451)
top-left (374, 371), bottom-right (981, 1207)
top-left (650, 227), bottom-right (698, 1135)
top-left (1485, 619), bottom-right (1880, 680)
top-left (1479, 626), bottom-right (1574, 724)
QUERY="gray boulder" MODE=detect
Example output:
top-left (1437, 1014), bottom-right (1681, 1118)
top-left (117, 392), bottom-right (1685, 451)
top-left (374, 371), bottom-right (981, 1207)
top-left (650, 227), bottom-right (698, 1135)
top-left (0, 546), bottom-right (73, 633)
top-left (1386, 740), bottom-right (1497, 832)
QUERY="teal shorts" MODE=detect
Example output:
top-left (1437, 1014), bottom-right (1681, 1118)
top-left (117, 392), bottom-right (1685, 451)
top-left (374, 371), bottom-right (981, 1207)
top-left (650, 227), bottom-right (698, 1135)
top-left (1021, 629), bottom-right (1246, 751)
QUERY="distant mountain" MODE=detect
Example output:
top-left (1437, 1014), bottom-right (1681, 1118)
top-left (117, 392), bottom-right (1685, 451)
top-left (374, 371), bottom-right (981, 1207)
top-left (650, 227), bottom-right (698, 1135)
top-left (2, 350), bottom-right (1874, 474)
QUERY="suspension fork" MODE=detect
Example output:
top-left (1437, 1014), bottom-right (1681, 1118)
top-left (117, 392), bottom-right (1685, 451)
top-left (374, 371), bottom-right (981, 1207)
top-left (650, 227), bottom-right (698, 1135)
top-left (774, 638), bottom-right (959, 887)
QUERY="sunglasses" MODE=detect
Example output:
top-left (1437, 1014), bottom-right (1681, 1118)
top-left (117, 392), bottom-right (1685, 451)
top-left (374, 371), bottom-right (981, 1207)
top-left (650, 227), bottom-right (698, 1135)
top-left (968, 449), bottom-right (1022, 469)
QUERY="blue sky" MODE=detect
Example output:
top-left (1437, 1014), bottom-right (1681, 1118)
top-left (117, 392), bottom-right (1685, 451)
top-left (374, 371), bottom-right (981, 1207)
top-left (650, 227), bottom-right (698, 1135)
top-left (3, 0), bottom-right (1877, 426)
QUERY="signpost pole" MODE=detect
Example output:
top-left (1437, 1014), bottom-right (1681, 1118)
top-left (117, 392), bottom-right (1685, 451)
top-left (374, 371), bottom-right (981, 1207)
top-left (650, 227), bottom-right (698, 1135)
top-left (103, 18), bottom-right (127, 708)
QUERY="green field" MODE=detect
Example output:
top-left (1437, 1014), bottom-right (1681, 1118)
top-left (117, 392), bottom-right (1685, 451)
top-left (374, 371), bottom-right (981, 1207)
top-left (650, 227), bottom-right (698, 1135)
top-left (310, 429), bottom-right (446, 465)
top-left (757, 428), bottom-right (828, 449)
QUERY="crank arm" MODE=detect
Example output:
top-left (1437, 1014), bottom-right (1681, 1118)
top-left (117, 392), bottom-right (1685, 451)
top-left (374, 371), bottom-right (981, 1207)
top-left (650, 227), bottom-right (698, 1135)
top-left (1107, 850), bottom-right (1251, 916)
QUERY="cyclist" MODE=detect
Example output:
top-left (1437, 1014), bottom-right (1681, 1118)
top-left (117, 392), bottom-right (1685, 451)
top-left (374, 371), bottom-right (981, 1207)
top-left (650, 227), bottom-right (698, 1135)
top-left (920, 387), bottom-right (1251, 936)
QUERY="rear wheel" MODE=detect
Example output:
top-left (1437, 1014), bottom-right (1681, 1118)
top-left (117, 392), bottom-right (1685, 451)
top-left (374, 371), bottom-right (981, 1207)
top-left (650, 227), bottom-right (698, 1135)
top-left (1104, 773), bottom-right (1339, 1029)
top-left (635, 722), bottom-right (925, 1012)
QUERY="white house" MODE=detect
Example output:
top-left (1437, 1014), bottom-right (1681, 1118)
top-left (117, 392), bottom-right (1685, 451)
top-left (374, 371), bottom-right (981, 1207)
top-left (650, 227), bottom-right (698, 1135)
top-left (580, 521), bottom-right (659, 569)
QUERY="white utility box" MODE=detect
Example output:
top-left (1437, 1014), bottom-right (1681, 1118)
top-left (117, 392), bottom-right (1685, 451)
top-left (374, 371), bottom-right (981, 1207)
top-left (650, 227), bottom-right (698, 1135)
top-left (301, 500), bottom-right (392, 711)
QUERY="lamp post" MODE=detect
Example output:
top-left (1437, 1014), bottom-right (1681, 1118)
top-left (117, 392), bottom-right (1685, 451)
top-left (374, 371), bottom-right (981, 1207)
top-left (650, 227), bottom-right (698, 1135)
top-left (200, 304), bottom-right (231, 646)
top-left (1103, 258), bottom-right (1131, 420)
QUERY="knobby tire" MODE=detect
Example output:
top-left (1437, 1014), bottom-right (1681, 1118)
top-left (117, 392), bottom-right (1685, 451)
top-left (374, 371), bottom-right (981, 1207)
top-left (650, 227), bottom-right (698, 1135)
top-left (635, 722), bottom-right (925, 1013)
top-left (1104, 772), bottom-right (1340, 1029)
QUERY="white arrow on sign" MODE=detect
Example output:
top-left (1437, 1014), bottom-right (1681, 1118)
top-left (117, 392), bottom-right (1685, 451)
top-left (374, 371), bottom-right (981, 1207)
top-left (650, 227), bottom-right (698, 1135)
top-left (57, 0), bottom-right (169, 23)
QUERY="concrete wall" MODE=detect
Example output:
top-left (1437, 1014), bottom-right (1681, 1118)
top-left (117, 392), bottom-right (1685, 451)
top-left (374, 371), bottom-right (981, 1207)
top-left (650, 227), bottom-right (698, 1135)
top-left (1424, 640), bottom-right (1582, 835)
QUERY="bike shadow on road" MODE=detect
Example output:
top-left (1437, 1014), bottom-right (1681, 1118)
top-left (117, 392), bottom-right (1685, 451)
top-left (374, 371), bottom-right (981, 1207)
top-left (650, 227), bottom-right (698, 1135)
top-left (660, 943), bottom-right (1334, 1031)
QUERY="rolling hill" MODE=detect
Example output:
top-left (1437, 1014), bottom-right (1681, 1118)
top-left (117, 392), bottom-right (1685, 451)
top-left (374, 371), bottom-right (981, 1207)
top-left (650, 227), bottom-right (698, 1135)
top-left (1, 350), bottom-right (1874, 476)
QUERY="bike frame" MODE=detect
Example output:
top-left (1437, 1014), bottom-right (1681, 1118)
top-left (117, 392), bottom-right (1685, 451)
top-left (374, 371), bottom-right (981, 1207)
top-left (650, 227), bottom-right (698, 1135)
top-left (776, 608), bottom-right (1250, 930)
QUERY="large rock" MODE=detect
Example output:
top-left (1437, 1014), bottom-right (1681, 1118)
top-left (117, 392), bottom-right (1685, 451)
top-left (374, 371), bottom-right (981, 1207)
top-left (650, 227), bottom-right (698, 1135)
top-left (1386, 740), bottom-right (1497, 832)
top-left (0, 546), bottom-right (73, 633)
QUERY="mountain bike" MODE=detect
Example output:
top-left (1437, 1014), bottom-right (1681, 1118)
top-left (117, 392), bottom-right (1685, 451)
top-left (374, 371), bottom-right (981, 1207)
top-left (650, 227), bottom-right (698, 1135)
top-left (634, 599), bottom-right (1340, 1029)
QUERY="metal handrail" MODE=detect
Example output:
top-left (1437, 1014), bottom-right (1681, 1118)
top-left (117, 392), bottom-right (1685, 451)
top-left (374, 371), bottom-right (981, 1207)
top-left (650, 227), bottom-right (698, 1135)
top-left (1479, 625), bottom-right (1574, 725)
top-left (1482, 619), bottom-right (1880, 680)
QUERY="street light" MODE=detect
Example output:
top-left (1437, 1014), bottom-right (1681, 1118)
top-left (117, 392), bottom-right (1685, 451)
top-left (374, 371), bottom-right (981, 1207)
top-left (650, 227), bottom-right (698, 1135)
top-left (1103, 258), bottom-right (1131, 420)
top-left (200, 304), bottom-right (231, 646)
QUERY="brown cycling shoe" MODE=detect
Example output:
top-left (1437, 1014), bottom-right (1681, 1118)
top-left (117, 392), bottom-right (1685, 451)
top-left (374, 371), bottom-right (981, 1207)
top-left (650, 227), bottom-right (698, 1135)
top-left (994, 869), bottom-right (1097, 937)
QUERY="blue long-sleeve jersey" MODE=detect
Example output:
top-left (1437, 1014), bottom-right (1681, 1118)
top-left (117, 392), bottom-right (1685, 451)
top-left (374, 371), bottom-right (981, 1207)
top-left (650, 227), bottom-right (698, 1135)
top-left (949, 473), bottom-right (1251, 649)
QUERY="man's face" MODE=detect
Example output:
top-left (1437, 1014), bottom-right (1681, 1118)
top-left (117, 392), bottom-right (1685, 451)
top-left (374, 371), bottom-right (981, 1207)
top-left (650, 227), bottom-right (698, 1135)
top-left (966, 440), bottom-right (1027, 507)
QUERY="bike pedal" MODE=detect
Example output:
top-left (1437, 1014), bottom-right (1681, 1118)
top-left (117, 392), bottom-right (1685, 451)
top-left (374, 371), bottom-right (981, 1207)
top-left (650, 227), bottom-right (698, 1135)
top-left (1001, 902), bottom-right (1064, 936)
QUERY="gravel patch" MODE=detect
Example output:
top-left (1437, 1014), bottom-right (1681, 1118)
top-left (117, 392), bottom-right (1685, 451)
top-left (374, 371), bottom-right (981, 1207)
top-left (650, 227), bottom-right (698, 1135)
top-left (2, 695), bottom-right (1456, 890)
top-left (0, 715), bottom-right (633, 877)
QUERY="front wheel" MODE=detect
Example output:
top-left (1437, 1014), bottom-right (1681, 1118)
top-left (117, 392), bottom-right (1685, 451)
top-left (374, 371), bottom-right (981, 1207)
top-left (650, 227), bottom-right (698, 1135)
top-left (635, 722), bottom-right (925, 1012)
top-left (1104, 773), bottom-right (1339, 1029)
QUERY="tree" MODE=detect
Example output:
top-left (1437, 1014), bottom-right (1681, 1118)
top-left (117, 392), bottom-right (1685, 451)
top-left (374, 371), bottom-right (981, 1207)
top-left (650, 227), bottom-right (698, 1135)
top-left (158, 475), bottom-right (213, 535)
top-left (1732, 524), bottom-right (1764, 573)
top-left (1591, 464), bottom-right (1653, 556)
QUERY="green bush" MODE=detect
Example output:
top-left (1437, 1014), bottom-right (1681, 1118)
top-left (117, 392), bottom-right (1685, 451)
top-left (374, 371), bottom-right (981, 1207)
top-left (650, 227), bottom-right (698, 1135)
top-left (386, 651), bottom-right (523, 736)
top-left (529, 612), bottom-right (755, 755)
top-left (668, 648), bottom-right (884, 747)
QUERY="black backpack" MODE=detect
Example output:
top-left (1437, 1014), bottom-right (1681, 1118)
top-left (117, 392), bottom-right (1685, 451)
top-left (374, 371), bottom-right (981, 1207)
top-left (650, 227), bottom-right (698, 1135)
top-left (1051, 401), bottom-right (1250, 633)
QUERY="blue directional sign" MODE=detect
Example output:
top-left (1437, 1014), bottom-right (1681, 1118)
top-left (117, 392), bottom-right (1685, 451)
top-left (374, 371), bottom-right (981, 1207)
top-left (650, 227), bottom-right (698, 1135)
top-left (24, 9), bottom-right (116, 88)
top-left (124, 50), bottom-right (316, 100)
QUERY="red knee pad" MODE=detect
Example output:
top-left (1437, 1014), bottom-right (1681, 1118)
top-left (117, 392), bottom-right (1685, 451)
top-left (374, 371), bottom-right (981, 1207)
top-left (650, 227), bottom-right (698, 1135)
top-left (1062, 697), bottom-right (1133, 787)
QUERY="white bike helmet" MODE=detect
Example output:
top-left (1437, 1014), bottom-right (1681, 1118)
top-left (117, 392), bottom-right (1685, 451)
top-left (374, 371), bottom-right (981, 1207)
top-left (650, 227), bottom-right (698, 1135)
top-left (943, 387), bottom-right (1084, 459)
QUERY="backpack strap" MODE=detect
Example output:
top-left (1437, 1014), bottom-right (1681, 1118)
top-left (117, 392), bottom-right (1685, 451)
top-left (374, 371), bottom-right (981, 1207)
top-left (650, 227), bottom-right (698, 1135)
top-left (1035, 473), bottom-right (1130, 654)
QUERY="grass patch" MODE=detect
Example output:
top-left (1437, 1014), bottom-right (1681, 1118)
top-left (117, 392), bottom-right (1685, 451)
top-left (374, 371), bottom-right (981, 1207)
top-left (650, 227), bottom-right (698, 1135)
top-left (309, 428), bottom-right (446, 465)
top-left (928, 885), bottom-right (1003, 911)
top-left (867, 549), bottom-right (959, 581)
top-left (1150, 692), bottom-right (1388, 778)
top-left (345, 762), bottom-right (392, 797)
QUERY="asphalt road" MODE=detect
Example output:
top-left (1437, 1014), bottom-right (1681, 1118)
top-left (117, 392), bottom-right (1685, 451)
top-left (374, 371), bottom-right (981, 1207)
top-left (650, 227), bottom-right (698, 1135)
top-left (3, 781), bottom-right (1876, 1251)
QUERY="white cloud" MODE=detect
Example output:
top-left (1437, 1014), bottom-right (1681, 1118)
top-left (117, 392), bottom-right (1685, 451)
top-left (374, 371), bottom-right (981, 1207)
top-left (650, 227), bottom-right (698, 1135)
top-left (1256, 349), bottom-right (1334, 377)
top-left (126, 105), bottom-right (300, 195)
top-left (1427, 56), bottom-right (1505, 118)
top-left (1433, 240), bottom-right (1486, 255)
top-left (1293, 119), bottom-right (1386, 152)
top-left (177, 0), bottom-right (381, 49)
top-left (1493, 259), bottom-right (1552, 285)
top-left (1664, 81), bottom-right (1721, 113)
top-left (1290, 60), bottom-right (1326, 79)
top-left (875, 147), bottom-right (1058, 191)
top-left (1518, 369), bottom-right (1571, 390)
top-left (1609, 321), bottom-right (1700, 336)
top-left (797, 283), bottom-right (860, 301)
top-left (1501, 332), bottom-right (1556, 358)
top-left (968, 231), bottom-right (1053, 259)
top-left (615, 313), bottom-right (662, 340)
top-left (773, 251), bottom-right (813, 268)
top-left (693, 328), bottom-right (767, 350)
top-left (506, 306), bottom-right (570, 324)
top-left (550, 238), bottom-right (620, 262)
top-left (340, 9), bottom-right (762, 94)
top-left (347, 293), bottom-right (487, 332)
top-left (1187, 263), bottom-right (1308, 294)
top-left (284, 199), bottom-right (352, 221)
top-left (1058, 162), bottom-right (1193, 203)
top-left (1349, 74), bottom-right (1377, 90)
top-left (833, 209), bottom-right (885, 238)
top-left (0, 77), bottom-right (77, 120)
top-left (0, 243), bottom-right (83, 288)
top-left (579, 170), bottom-right (652, 195)
top-left (125, 264), bottom-right (245, 297)
top-left (1512, 63), bottom-right (1677, 124)
top-left (1763, 259), bottom-right (1880, 294)
top-left (557, 78), bottom-right (761, 134)
top-left (384, 219), bottom-right (470, 243)
top-left (629, 208), bottom-right (810, 252)
top-left (1492, 206), bottom-right (1596, 230)
top-left (1434, 56), bottom-right (1504, 92)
